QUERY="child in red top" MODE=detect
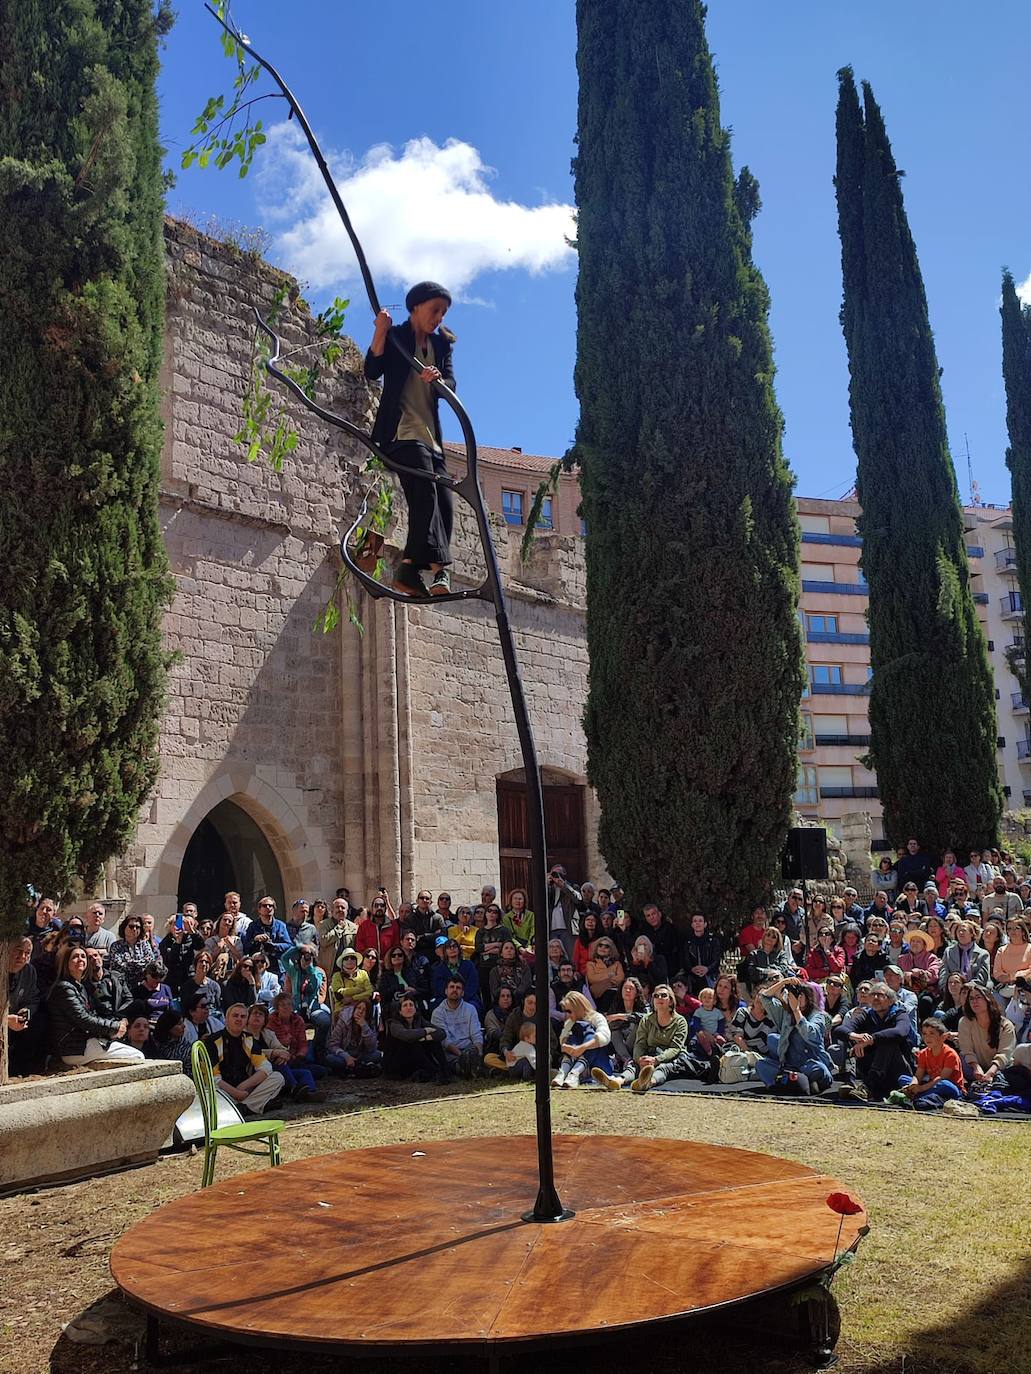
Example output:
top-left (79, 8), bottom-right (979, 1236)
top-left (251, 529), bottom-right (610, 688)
top-left (892, 1018), bottom-right (965, 1110)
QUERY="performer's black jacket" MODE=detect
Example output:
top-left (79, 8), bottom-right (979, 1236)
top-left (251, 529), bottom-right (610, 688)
top-left (364, 321), bottom-right (455, 451)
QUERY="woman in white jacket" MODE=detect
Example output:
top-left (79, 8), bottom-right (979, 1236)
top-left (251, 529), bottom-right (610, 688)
top-left (553, 990), bottom-right (612, 1088)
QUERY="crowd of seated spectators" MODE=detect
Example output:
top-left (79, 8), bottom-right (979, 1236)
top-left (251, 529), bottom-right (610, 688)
top-left (9, 840), bottom-right (1031, 1115)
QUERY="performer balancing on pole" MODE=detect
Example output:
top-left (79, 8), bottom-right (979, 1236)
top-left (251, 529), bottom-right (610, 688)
top-left (365, 281), bottom-right (456, 597)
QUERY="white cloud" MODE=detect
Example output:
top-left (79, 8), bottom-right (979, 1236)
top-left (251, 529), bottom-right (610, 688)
top-left (256, 122), bottom-right (575, 302)
top-left (1018, 272), bottom-right (1031, 307)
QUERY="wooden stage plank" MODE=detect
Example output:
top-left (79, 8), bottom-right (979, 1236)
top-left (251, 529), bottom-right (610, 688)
top-left (111, 1134), bottom-right (865, 1352)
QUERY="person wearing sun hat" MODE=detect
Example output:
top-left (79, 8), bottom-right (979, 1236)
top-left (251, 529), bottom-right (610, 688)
top-left (365, 281), bottom-right (456, 597)
top-left (898, 927), bottom-right (942, 986)
top-left (329, 948), bottom-right (374, 1016)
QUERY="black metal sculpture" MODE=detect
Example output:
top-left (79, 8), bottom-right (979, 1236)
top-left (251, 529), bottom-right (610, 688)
top-left (207, 5), bottom-right (571, 1224)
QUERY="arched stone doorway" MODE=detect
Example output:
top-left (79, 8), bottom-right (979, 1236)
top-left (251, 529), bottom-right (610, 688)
top-left (496, 768), bottom-right (587, 900)
top-left (177, 799), bottom-right (286, 922)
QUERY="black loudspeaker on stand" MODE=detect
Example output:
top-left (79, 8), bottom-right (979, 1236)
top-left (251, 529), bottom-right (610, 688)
top-left (781, 827), bottom-right (829, 882)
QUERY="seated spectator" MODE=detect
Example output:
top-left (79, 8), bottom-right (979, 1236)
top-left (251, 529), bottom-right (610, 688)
top-left (778, 889), bottom-right (805, 941)
top-left (246, 1003), bottom-right (325, 1102)
top-left (731, 982), bottom-right (776, 1061)
top-left (886, 920), bottom-right (909, 967)
top-left (806, 926), bottom-right (846, 983)
top-left (1004, 979), bottom-right (1031, 1047)
top-left (871, 857), bottom-right (898, 899)
top-left (158, 916), bottom-right (204, 997)
top-left (898, 928), bottom-right (942, 986)
top-left (627, 934), bottom-right (668, 996)
top-left (823, 975), bottom-right (852, 1077)
top-left (671, 975), bottom-right (701, 1020)
top-left (330, 949), bottom-right (375, 1016)
top-left (108, 914), bottom-right (160, 983)
top-left (83, 946), bottom-right (132, 1021)
top-left (47, 944), bottom-right (144, 1068)
top-left (183, 950), bottom-right (224, 1013)
top-left (572, 913), bottom-right (602, 975)
top-left (610, 909), bottom-right (636, 963)
top-left (205, 912), bottom-right (243, 971)
top-left (594, 984), bottom-right (698, 1093)
top-left (83, 902), bottom-right (116, 952)
top-left (740, 927), bottom-right (795, 992)
top-left (6, 936), bottom-right (45, 1077)
top-left (202, 1004), bottom-right (286, 1114)
top-left (936, 972), bottom-right (967, 1031)
top-left (866, 913), bottom-right (891, 943)
top-left (981, 877), bottom-right (1023, 923)
top-left (736, 906), bottom-right (768, 957)
top-left (550, 959), bottom-right (595, 1024)
top-left (286, 899), bottom-right (321, 951)
top-left (805, 895), bottom-right (831, 948)
top-left (181, 989), bottom-right (225, 1044)
top-left (958, 983), bottom-right (1015, 1094)
top-left (326, 999), bottom-right (383, 1076)
top-left (883, 965), bottom-right (919, 1045)
top-left (484, 1020), bottom-right (537, 1080)
top-left (553, 990), bottom-right (612, 1089)
top-left (585, 936), bottom-right (626, 1012)
top-left (447, 905), bottom-right (478, 961)
top-left (841, 888), bottom-right (865, 925)
top-left (851, 932), bottom-right (890, 986)
top-left (894, 883), bottom-right (928, 919)
top-left (838, 923), bottom-right (863, 973)
top-left (429, 938), bottom-right (481, 1011)
top-left (355, 896), bottom-right (401, 959)
top-left (888, 1017), bottom-right (965, 1110)
top-left (280, 944), bottom-right (331, 1049)
top-left (754, 978), bottom-right (834, 1097)
top-left (430, 976), bottom-right (484, 1078)
top-left (993, 917), bottom-right (1031, 1003)
top-left (688, 987), bottom-right (726, 1063)
top-left (384, 992), bottom-right (451, 1083)
top-left (268, 990), bottom-right (328, 1081)
top-left (223, 957), bottom-right (260, 1009)
top-left (124, 1004), bottom-right (160, 1057)
top-left (939, 920), bottom-right (990, 990)
top-left (833, 983), bottom-right (913, 1101)
top-left (484, 986), bottom-right (516, 1055)
top-left (317, 896), bottom-right (359, 976)
top-left (489, 939), bottom-right (531, 1006)
top-left (503, 889), bottom-right (535, 949)
top-left (500, 991), bottom-right (559, 1066)
top-left (152, 1007), bottom-right (192, 1072)
top-left (936, 850), bottom-right (965, 899)
top-left (379, 942), bottom-right (423, 1016)
top-left (604, 976), bottom-right (647, 1072)
top-left (131, 961), bottom-right (175, 1021)
top-left (249, 951), bottom-right (281, 1008)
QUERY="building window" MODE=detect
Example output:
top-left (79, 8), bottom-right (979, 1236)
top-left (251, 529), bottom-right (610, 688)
top-left (799, 514), bottom-right (831, 535)
top-left (579, 517), bottom-right (588, 537)
top-left (800, 712), bottom-right (815, 752)
top-left (537, 496), bottom-right (554, 530)
top-left (810, 664), bottom-right (844, 686)
top-left (820, 766), bottom-right (853, 790)
top-left (502, 490), bottom-right (524, 526)
top-left (807, 614), bottom-right (839, 634)
top-left (801, 562), bottom-right (833, 581)
top-left (795, 766), bottom-right (819, 806)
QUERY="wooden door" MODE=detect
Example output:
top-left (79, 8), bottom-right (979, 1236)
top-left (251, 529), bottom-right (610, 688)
top-left (497, 780), bottom-right (586, 903)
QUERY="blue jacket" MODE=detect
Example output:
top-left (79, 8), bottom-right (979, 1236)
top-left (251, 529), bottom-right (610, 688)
top-left (242, 916), bottom-right (291, 968)
top-left (429, 957), bottom-right (480, 1009)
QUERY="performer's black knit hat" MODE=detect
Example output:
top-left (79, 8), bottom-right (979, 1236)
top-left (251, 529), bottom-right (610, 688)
top-left (405, 280), bottom-right (452, 311)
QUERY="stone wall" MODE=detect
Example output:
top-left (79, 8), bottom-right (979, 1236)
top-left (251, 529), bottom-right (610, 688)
top-left (113, 220), bottom-right (603, 915)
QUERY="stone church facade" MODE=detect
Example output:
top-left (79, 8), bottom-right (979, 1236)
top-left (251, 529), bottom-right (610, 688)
top-left (113, 221), bottom-right (605, 920)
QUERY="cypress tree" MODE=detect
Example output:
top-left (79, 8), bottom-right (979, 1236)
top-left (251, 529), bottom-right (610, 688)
top-left (834, 70), bottom-right (1001, 852)
top-left (573, 1), bottom-right (805, 928)
top-left (0, 1), bottom-right (173, 935)
top-left (1001, 271), bottom-right (1031, 700)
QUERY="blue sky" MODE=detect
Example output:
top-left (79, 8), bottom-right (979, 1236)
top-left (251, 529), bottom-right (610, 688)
top-left (160, 1), bottom-right (1031, 504)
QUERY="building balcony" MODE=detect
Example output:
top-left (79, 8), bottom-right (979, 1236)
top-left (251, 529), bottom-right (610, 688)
top-left (1018, 739), bottom-right (1031, 761)
top-left (801, 532), bottom-right (863, 548)
top-left (820, 786), bottom-right (880, 799)
top-left (973, 592), bottom-right (990, 605)
top-left (809, 682), bottom-right (872, 695)
top-left (806, 630), bottom-right (871, 645)
top-left (996, 547), bottom-right (1019, 573)
top-left (802, 580), bottom-right (868, 597)
top-left (1000, 593), bottom-right (1024, 621)
top-left (1012, 692), bottom-right (1029, 713)
top-left (814, 733), bottom-right (872, 747)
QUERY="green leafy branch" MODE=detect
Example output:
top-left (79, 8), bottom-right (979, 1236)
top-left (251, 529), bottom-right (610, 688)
top-left (180, 2), bottom-right (280, 177)
top-left (519, 446), bottom-right (580, 560)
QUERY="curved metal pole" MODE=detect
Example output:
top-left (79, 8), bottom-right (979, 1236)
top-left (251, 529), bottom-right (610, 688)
top-left (211, 5), bottom-right (570, 1222)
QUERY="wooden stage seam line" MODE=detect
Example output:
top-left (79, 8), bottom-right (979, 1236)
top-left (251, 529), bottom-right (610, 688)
top-left (112, 1134), bottom-right (867, 1356)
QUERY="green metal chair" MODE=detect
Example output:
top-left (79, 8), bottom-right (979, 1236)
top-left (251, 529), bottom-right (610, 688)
top-left (191, 1040), bottom-right (285, 1187)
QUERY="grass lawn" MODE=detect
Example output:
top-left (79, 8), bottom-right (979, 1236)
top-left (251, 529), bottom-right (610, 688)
top-left (3, 1083), bottom-right (1027, 1374)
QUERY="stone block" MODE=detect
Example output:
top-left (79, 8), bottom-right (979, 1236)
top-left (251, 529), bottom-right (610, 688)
top-left (0, 1062), bottom-right (195, 1193)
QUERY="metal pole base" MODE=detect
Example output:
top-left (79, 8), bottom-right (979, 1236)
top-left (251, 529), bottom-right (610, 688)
top-left (522, 1186), bottom-right (576, 1224)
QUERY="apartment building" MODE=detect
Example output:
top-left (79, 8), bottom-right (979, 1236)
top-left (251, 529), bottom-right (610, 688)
top-left (446, 445), bottom-right (1024, 848)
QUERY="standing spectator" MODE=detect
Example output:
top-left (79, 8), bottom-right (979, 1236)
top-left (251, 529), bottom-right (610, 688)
top-left (639, 903), bottom-right (682, 972)
top-left (431, 976), bottom-right (484, 1077)
top-left (546, 866), bottom-right (582, 956)
top-left (317, 897), bottom-right (358, 975)
top-left (223, 891), bottom-right (249, 937)
top-left (83, 902), bottom-right (116, 952)
top-left (201, 1004), bottom-right (286, 1114)
top-left (6, 936), bottom-right (45, 1077)
top-left (243, 898), bottom-right (291, 974)
top-left (158, 914), bottom-right (204, 996)
top-left (936, 850), bottom-right (965, 899)
top-left (681, 914), bottom-right (722, 995)
top-left (737, 906), bottom-right (768, 956)
top-left (356, 897), bottom-right (401, 958)
top-left (872, 856), bottom-right (898, 899)
top-left (286, 899), bottom-right (320, 950)
top-left (585, 936), bottom-right (626, 1012)
top-left (896, 838), bottom-right (935, 893)
top-left (963, 850), bottom-right (992, 896)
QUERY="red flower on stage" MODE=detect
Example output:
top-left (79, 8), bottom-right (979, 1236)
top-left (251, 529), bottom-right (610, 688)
top-left (826, 1192), bottom-right (862, 1217)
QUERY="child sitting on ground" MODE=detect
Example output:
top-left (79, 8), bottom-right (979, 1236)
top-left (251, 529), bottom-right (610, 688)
top-left (888, 1018), bottom-right (965, 1110)
top-left (505, 1020), bottom-right (536, 1072)
top-left (688, 986), bottom-right (726, 1056)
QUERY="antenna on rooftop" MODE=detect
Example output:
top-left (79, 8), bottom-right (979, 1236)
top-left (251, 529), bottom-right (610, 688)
top-left (965, 433), bottom-right (982, 507)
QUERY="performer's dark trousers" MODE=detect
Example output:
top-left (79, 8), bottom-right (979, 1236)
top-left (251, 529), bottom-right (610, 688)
top-left (391, 441), bottom-right (453, 569)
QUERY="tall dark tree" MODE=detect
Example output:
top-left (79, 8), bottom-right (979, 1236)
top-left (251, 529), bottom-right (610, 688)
top-left (834, 69), bottom-right (1001, 852)
top-left (0, 1), bottom-right (173, 940)
top-left (1002, 271), bottom-right (1031, 700)
top-left (573, 1), bottom-right (805, 928)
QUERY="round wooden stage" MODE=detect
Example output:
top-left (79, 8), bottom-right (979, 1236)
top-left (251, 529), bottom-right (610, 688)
top-left (112, 1133), bottom-right (866, 1364)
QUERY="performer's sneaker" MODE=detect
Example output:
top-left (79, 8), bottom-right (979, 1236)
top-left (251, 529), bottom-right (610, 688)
top-left (429, 568), bottom-right (451, 596)
top-left (392, 562), bottom-right (428, 597)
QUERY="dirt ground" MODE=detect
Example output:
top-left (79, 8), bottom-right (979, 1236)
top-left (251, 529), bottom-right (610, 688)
top-left (2, 1081), bottom-right (1028, 1374)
